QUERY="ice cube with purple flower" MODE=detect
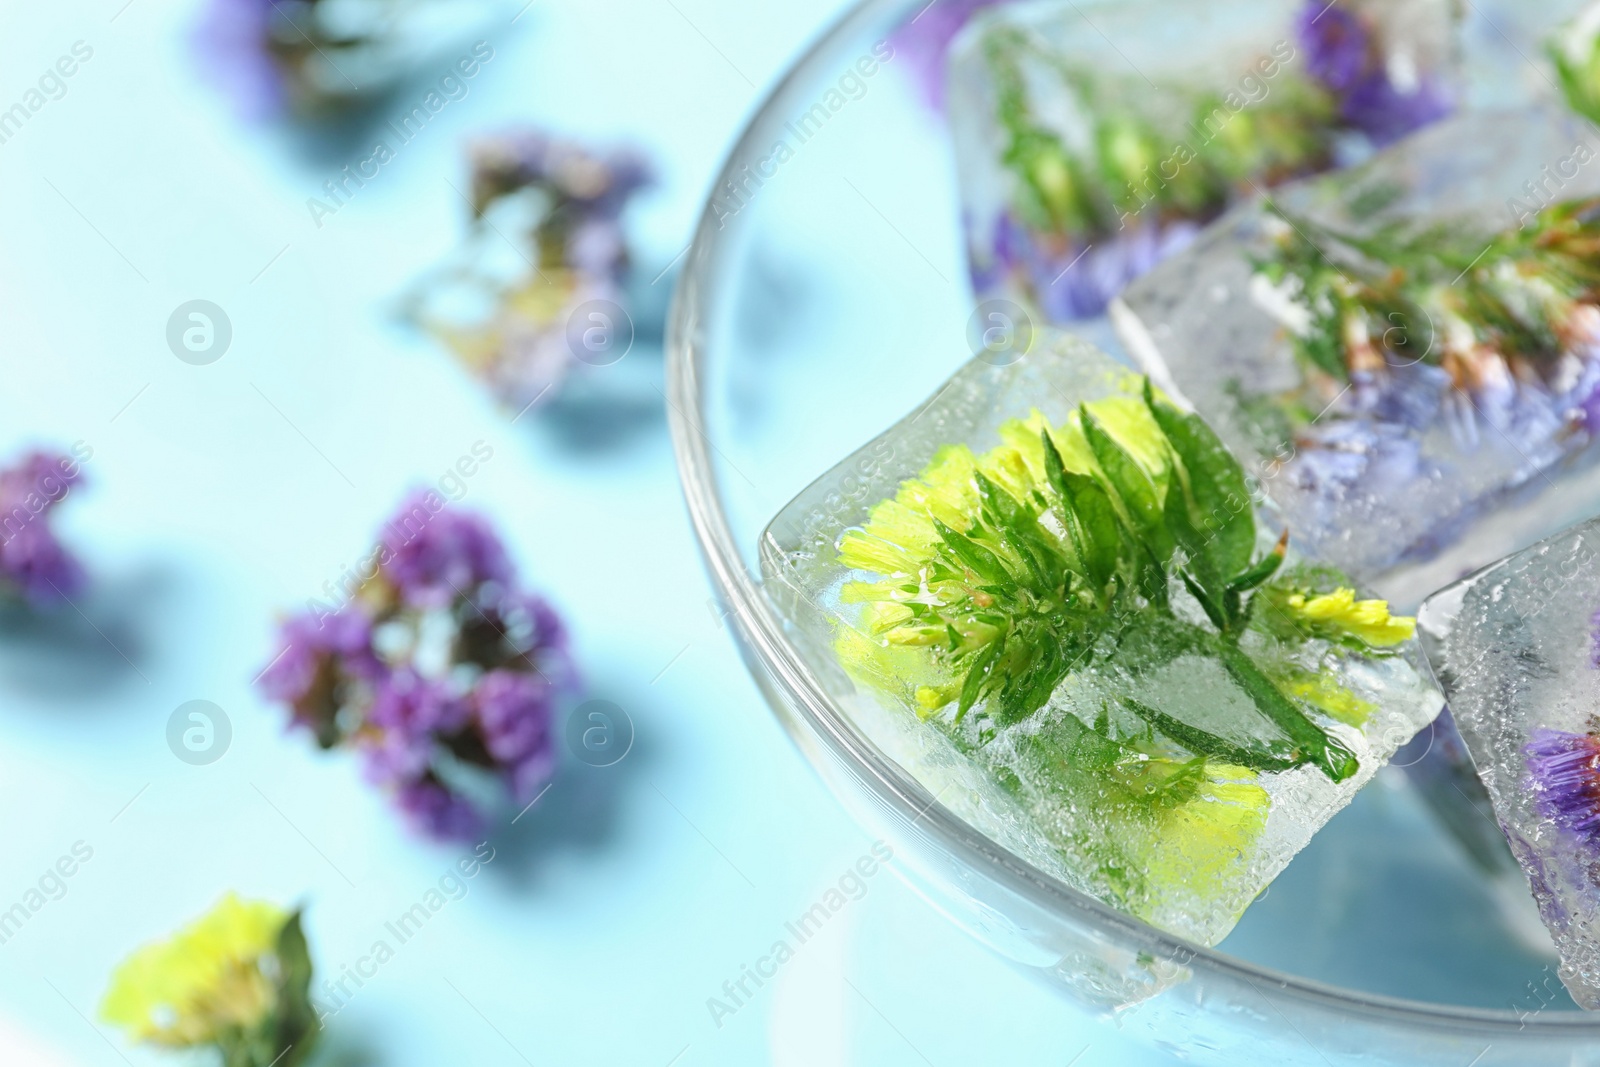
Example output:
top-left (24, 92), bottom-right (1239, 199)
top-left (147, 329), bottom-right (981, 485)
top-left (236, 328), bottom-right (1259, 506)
top-left (1113, 104), bottom-right (1600, 609)
top-left (946, 0), bottom-right (1458, 323)
top-left (1417, 513), bottom-right (1600, 1009)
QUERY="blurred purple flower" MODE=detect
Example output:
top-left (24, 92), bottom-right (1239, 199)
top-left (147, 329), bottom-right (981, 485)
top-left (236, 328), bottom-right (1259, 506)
top-left (0, 450), bottom-right (87, 606)
top-left (1337, 74), bottom-right (1454, 148)
top-left (1576, 372), bottom-right (1600, 435)
top-left (1297, 3), bottom-right (1369, 94)
top-left (259, 609), bottom-right (380, 746)
top-left (398, 777), bottom-right (486, 841)
top-left (892, 0), bottom-right (1005, 109)
top-left (411, 130), bottom-right (655, 412)
top-left (974, 210), bottom-right (1197, 320)
top-left (382, 492), bottom-right (513, 609)
top-left (468, 131), bottom-right (654, 222)
top-left (259, 610), bottom-right (379, 703)
top-left (1525, 727), bottom-right (1600, 850)
top-left (475, 669), bottom-right (557, 797)
top-left (1295, 0), bottom-right (1454, 146)
top-left (369, 670), bottom-right (469, 743)
top-left (257, 496), bottom-right (578, 841)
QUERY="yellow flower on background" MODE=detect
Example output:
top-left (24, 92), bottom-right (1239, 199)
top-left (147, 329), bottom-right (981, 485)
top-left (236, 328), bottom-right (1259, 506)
top-left (1284, 587), bottom-right (1414, 648)
top-left (101, 894), bottom-right (287, 1047)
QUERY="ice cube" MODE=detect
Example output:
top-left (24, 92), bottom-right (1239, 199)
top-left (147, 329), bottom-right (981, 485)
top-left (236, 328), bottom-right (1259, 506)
top-left (761, 328), bottom-right (1441, 949)
top-left (946, 0), bottom-right (1458, 321)
top-left (1417, 515), bottom-right (1600, 1008)
top-left (1394, 707), bottom-right (1556, 953)
top-left (1113, 104), bottom-right (1600, 610)
top-left (1461, 0), bottom-right (1598, 112)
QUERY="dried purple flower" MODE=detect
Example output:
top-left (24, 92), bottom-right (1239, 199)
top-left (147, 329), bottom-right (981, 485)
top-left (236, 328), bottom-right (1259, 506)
top-left (195, 0), bottom-right (461, 118)
top-left (1337, 71), bottom-right (1455, 148)
top-left (1525, 727), bottom-right (1600, 849)
top-left (257, 496), bottom-right (578, 841)
top-left (0, 449), bottom-right (87, 606)
top-left (259, 609), bottom-right (381, 746)
top-left (408, 130), bottom-right (655, 411)
top-left (397, 777), bottom-right (486, 841)
top-left (381, 493), bottom-right (512, 609)
top-left (368, 670), bottom-right (469, 748)
top-left (474, 669), bottom-right (558, 799)
top-left (467, 131), bottom-right (654, 224)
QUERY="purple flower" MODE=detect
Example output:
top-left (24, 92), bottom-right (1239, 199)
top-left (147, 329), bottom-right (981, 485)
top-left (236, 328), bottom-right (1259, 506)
top-left (1337, 74), bottom-right (1454, 148)
top-left (1294, 0), bottom-right (1454, 146)
top-left (1297, 4), bottom-right (1369, 94)
top-left (466, 273), bottom-right (627, 412)
top-left (369, 670), bottom-right (468, 740)
top-left (397, 777), bottom-right (486, 841)
top-left (195, 0), bottom-right (446, 119)
top-left (381, 494), bottom-right (512, 608)
top-left (413, 130), bottom-right (654, 411)
top-left (488, 590), bottom-right (574, 669)
top-left (1574, 365), bottom-right (1600, 437)
top-left (257, 495), bottom-right (579, 842)
top-left (974, 211), bottom-right (1198, 321)
top-left (474, 669), bottom-right (557, 800)
top-left (259, 609), bottom-right (380, 745)
top-left (467, 131), bottom-right (654, 223)
top-left (0, 450), bottom-right (86, 606)
top-left (1525, 727), bottom-right (1600, 849)
top-left (891, 0), bottom-right (1005, 109)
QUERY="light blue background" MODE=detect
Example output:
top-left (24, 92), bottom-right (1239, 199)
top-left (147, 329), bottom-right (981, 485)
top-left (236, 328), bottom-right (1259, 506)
top-left (1, 0), bottom-right (1564, 1062)
top-left (0, 0), bottom-right (1188, 1064)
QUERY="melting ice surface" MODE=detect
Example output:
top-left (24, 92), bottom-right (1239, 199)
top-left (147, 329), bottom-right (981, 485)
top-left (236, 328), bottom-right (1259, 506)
top-left (1419, 516), bottom-right (1600, 1010)
top-left (760, 330), bottom-right (1440, 947)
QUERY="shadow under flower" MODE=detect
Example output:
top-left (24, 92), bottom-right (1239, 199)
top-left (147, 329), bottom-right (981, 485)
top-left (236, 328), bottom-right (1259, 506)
top-left (481, 686), bottom-right (658, 888)
top-left (528, 344), bottom-right (666, 456)
top-left (0, 565), bottom-right (166, 700)
top-left (308, 1027), bottom-right (382, 1067)
top-left (276, 87), bottom-right (415, 170)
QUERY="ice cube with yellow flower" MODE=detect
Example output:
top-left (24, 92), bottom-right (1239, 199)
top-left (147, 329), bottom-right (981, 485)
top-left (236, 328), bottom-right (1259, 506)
top-left (760, 330), bottom-right (1440, 946)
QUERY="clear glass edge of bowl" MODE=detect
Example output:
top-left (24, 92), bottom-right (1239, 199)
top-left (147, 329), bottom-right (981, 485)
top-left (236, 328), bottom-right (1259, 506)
top-left (663, 0), bottom-right (1600, 1036)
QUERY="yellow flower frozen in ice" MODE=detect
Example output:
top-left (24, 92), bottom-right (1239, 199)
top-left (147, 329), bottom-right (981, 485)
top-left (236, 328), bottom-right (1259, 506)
top-left (1140, 770), bottom-right (1272, 913)
top-left (101, 894), bottom-right (288, 1047)
top-left (1283, 587), bottom-right (1414, 648)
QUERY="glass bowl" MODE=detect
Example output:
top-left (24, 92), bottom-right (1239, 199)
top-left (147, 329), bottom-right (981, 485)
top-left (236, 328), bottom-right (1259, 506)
top-left (664, 1), bottom-right (1600, 1061)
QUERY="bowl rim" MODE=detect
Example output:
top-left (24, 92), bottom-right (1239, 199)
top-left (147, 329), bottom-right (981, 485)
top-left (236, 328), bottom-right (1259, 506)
top-left (663, 0), bottom-right (1600, 1035)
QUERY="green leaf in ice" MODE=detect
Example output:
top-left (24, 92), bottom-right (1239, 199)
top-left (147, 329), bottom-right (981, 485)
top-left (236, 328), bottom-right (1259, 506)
top-left (1254, 196), bottom-right (1600, 393)
top-left (835, 377), bottom-right (1406, 788)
